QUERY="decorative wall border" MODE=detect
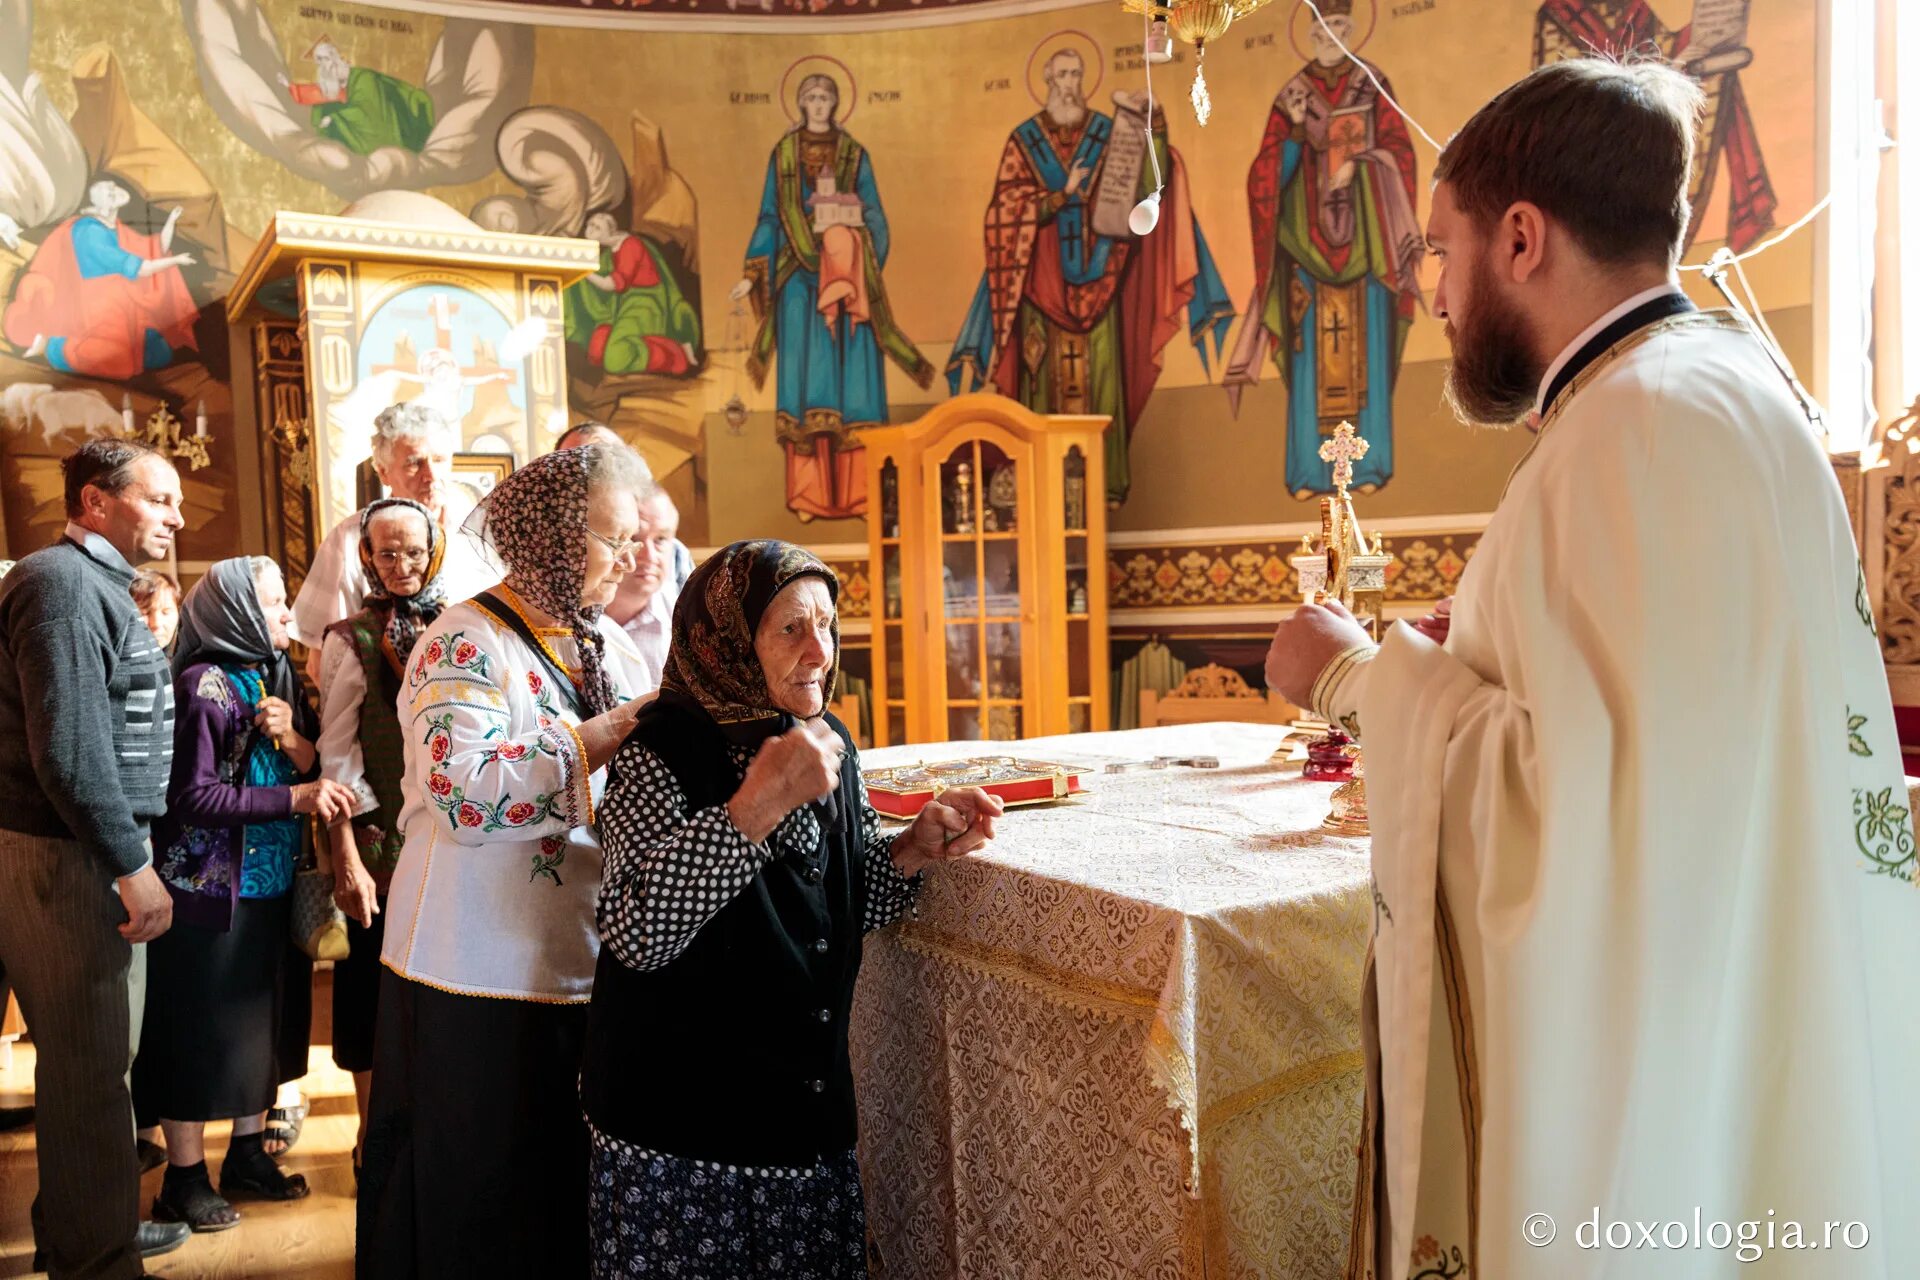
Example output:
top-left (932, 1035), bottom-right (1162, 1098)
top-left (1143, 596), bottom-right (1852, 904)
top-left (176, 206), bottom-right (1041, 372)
top-left (702, 520), bottom-right (1487, 629)
top-left (368, 0), bottom-right (1090, 34)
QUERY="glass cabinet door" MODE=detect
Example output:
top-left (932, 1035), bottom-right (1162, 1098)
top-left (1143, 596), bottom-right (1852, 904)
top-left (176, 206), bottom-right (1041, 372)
top-left (932, 434), bottom-right (1026, 742)
top-left (1063, 445), bottom-right (1093, 735)
top-left (875, 456), bottom-right (907, 746)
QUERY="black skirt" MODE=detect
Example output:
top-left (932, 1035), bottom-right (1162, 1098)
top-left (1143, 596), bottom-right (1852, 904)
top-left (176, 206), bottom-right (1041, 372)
top-left (356, 971), bottom-right (590, 1280)
top-left (330, 904), bottom-right (386, 1074)
top-left (133, 893), bottom-right (296, 1123)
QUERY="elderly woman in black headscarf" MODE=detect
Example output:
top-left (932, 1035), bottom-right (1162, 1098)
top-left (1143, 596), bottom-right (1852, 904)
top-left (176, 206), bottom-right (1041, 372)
top-left (134, 557), bottom-right (356, 1231)
top-left (312, 497), bottom-right (447, 1181)
top-left (583, 540), bottom-right (1005, 1279)
top-left (358, 443), bottom-right (658, 1278)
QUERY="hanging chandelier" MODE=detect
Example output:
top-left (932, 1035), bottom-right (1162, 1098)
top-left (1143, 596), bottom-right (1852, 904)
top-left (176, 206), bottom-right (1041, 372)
top-left (1122, 0), bottom-right (1282, 125)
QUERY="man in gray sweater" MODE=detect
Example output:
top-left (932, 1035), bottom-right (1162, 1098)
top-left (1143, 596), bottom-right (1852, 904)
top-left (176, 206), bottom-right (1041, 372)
top-left (0, 440), bottom-right (191, 1277)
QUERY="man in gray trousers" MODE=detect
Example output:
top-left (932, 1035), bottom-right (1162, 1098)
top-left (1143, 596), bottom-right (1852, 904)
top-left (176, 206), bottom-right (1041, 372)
top-left (0, 440), bottom-right (193, 1277)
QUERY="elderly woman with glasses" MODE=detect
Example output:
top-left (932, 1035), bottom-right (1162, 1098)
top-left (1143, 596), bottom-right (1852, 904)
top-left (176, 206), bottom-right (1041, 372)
top-left (582, 541), bottom-right (1004, 1278)
top-left (357, 444), bottom-right (660, 1278)
top-left (311, 498), bottom-right (449, 1182)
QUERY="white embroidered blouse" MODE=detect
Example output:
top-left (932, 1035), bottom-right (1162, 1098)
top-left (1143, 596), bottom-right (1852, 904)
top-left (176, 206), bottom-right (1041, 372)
top-left (380, 599), bottom-right (655, 1002)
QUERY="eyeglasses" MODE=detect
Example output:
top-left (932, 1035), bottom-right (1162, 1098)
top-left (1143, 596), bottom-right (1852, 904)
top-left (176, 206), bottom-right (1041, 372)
top-left (373, 549), bottom-right (431, 568)
top-left (585, 527), bottom-right (644, 560)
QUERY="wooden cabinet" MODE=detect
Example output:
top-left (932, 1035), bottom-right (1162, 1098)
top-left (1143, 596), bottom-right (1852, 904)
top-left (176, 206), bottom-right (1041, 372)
top-left (860, 394), bottom-right (1110, 746)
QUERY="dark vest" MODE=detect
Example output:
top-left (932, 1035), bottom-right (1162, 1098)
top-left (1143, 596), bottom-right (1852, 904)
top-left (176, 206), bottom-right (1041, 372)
top-left (324, 608), bottom-right (408, 880)
top-left (580, 694), bottom-right (869, 1167)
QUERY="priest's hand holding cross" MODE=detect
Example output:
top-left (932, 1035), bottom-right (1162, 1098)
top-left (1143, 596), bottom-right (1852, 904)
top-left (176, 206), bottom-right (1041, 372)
top-left (1265, 597), bottom-right (1375, 712)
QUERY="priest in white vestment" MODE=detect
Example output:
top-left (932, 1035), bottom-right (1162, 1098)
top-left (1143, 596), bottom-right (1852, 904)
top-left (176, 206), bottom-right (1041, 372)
top-left (291, 402), bottom-right (498, 664)
top-left (1268, 59), bottom-right (1917, 1279)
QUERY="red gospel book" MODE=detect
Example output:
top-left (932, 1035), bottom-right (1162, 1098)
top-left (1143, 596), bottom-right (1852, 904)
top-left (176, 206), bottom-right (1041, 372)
top-left (863, 757), bottom-right (1090, 820)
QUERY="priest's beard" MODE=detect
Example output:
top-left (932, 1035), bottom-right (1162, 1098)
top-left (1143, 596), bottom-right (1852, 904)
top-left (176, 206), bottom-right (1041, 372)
top-left (1046, 92), bottom-right (1087, 129)
top-left (1441, 260), bottom-right (1544, 429)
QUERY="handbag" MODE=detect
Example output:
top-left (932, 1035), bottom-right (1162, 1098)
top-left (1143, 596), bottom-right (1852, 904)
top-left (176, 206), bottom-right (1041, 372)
top-left (291, 817), bottom-right (350, 962)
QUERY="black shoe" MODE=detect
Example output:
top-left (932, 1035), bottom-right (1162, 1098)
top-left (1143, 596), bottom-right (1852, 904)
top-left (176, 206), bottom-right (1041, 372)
top-left (137, 1220), bottom-right (191, 1257)
top-left (136, 1136), bottom-right (167, 1173)
top-left (29, 1222), bottom-right (187, 1271)
top-left (0, 1104), bottom-right (32, 1132)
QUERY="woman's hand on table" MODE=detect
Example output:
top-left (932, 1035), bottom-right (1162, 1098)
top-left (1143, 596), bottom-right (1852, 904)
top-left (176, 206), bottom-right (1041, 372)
top-left (728, 722), bottom-right (843, 845)
top-left (890, 787), bottom-right (1004, 878)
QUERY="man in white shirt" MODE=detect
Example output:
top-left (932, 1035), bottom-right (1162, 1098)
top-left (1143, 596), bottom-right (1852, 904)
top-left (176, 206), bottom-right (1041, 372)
top-left (1266, 58), bottom-right (1918, 1279)
top-left (291, 403), bottom-right (498, 670)
top-left (604, 486), bottom-right (683, 690)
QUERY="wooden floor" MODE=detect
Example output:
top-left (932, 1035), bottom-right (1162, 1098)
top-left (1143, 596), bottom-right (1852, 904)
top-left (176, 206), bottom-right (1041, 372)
top-left (0, 973), bottom-right (356, 1279)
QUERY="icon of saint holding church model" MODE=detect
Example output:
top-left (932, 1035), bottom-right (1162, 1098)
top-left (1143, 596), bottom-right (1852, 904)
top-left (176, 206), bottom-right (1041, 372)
top-left (278, 36), bottom-right (436, 157)
top-left (1224, 0), bottom-right (1424, 499)
top-left (732, 57), bottom-right (933, 522)
top-left (946, 31), bottom-right (1234, 509)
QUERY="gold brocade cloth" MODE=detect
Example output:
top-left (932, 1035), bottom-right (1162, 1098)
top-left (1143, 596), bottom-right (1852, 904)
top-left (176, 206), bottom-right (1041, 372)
top-left (851, 724), bottom-right (1372, 1279)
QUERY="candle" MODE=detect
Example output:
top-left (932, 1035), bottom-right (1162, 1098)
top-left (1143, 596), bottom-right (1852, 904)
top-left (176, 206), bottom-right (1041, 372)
top-left (195, 401), bottom-right (208, 438)
top-left (122, 394), bottom-right (135, 436)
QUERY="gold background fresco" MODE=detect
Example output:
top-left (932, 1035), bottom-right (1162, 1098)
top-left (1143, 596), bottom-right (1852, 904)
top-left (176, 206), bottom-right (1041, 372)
top-left (2, 0), bottom-right (1821, 560)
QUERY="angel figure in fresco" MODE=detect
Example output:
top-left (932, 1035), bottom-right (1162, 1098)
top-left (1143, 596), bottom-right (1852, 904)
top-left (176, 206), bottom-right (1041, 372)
top-left (1533, 0), bottom-right (1776, 252)
top-left (947, 40), bottom-right (1234, 508)
top-left (277, 37), bottom-right (435, 156)
top-left (565, 209), bottom-right (701, 377)
top-left (2, 179), bottom-right (199, 379)
top-left (1223, 0), bottom-right (1423, 499)
top-left (731, 70), bottom-right (933, 522)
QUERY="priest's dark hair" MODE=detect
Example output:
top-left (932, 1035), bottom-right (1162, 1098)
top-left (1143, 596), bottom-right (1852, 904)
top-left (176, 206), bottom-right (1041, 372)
top-left (62, 438), bottom-right (163, 517)
top-left (1434, 57), bottom-right (1704, 270)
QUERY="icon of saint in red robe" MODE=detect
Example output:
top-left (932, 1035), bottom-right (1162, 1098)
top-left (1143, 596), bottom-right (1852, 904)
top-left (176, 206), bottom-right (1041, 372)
top-left (2, 181), bottom-right (200, 380)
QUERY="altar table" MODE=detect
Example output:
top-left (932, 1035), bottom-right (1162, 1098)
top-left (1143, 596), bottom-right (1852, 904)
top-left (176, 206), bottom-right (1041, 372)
top-left (850, 723), bottom-right (1373, 1280)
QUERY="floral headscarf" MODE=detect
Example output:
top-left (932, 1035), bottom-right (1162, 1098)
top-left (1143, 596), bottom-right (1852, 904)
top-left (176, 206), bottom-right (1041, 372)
top-left (172, 556), bottom-right (318, 741)
top-left (356, 497), bottom-right (447, 664)
top-left (660, 540), bottom-right (840, 746)
top-left (461, 445), bottom-right (619, 716)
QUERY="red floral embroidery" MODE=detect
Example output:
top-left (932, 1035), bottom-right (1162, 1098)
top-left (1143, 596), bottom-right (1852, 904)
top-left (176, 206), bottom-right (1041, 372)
top-left (456, 802), bottom-right (485, 827)
top-left (424, 639), bottom-right (446, 665)
top-left (428, 772), bottom-right (453, 798)
top-left (430, 734), bottom-right (450, 763)
top-left (504, 801), bottom-right (537, 825)
top-left (495, 741), bottom-right (529, 762)
top-left (453, 640), bottom-right (480, 667)
top-left (527, 671), bottom-right (544, 695)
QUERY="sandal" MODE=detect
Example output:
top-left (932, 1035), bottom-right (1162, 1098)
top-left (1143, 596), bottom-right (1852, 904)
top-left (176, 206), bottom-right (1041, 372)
top-left (262, 1092), bottom-right (308, 1156)
top-left (152, 1164), bottom-right (240, 1233)
top-left (220, 1140), bottom-right (310, 1202)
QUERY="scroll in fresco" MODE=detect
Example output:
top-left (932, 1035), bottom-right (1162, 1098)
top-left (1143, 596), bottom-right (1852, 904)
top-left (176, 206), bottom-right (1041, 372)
top-left (1090, 98), bottom-right (1148, 240)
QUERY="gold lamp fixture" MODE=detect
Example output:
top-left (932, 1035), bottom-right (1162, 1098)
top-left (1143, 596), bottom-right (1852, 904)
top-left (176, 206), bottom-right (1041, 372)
top-left (1123, 0), bottom-right (1289, 125)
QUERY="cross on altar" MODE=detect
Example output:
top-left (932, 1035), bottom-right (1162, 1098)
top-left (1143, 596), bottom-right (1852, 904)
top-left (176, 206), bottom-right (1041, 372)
top-left (1319, 420), bottom-right (1369, 492)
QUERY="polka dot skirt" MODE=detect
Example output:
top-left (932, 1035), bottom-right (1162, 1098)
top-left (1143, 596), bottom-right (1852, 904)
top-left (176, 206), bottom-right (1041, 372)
top-left (588, 1126), bottom-right (868, 1279)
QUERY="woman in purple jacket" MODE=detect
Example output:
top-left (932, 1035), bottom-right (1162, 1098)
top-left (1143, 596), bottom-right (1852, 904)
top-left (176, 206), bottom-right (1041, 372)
top-left (132, 557), bottom-right (354, 1232)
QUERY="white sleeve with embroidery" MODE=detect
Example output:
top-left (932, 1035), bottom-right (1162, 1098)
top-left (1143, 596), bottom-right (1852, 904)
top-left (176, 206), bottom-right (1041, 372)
top-left (316, 630), bottom-right (377, 817)
top-left (597, 743), bottom-right (773, 972)
top-left (860, 795), bottom-right (917, 933)
top-left (403, 620), bottom-right (594, 847)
